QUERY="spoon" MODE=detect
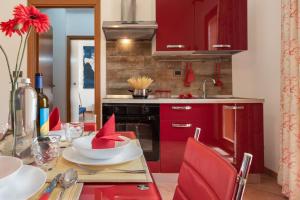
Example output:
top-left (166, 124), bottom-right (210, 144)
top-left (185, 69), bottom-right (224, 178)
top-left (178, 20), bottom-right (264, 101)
top-left (58, 168), bottom-right (78, 200)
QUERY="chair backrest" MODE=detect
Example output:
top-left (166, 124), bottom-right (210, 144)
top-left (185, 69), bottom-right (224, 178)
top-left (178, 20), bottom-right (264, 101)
top-left (235, 153), bottom-right (253, 200)
top-left (174, 127), bottom-right (253, 200)
top-left (194, 127), bottom-right (201, 141)
top-left (173, 138), bottom-right (238, 200)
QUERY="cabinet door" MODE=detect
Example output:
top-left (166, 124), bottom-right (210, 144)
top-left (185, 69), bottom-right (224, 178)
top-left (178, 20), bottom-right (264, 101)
top-left (195, 0), bottom-right (247, 51)
top-left (160, 104), bottom-right (217, 173)
top-left (211, 103), bottom-right (263, 173)
top-left (235, 103), bottom-right (264, 173)
top-left (156, 0), bottom-right (195, 51)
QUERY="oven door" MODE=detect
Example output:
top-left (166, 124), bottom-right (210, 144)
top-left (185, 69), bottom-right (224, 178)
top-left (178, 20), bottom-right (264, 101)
top-left (115, 115), bottom-right (160, 161)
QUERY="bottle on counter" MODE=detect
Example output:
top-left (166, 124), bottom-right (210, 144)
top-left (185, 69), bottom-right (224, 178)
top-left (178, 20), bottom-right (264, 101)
top-left (14, 78), bottom-right (37, 164)
top-left (35, 73), bottom-right (49, 137)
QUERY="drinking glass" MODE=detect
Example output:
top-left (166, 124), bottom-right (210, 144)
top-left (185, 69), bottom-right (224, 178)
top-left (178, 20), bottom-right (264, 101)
top-left (31, 135), bottom-right (61, 171)
top-left (64, 122), bottom-right (83, 142)
top-left (84, 114), bottom-right (97, 134)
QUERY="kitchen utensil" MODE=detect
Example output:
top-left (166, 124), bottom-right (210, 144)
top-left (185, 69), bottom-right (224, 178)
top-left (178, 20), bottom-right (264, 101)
top-left (214, 63), bottom-right (223, 87)
top-left (38, 173), bottom-right (62, 200)
top-left (63, 142), bottom-right (143, 166)
top-left (72, 136), bottom-right (130, 160)
top-left (31, 135), bottom-right (61, 171)
top-left (58, 168), bottom-right (78, 200)
top-left (128, 89), bottom-right (152, 99)
top-left (0, 156), bottom-right (23, 185)
top-left (0, 165), bottom-right (46, 199)
top-left (75, 164), bottom-right (146, 175)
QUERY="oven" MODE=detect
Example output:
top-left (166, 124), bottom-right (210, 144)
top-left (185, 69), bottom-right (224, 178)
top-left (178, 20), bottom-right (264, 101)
top-left (102, 103), bottom-right (160, 161)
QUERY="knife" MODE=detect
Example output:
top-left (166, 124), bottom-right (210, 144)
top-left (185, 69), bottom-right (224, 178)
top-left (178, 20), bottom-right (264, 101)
top-left (39, 173), bottom-right (62, 200)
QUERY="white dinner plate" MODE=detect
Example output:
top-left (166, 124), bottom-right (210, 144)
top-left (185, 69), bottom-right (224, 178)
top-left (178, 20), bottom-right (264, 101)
top-left (0, 165), bottom-right (46, 200)
top-left (63, 142), bottom-right (143, 166)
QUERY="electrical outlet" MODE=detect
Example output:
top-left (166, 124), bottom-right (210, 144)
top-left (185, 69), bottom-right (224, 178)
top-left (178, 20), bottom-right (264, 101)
top-left (174, 69), bottom-right (182, 77)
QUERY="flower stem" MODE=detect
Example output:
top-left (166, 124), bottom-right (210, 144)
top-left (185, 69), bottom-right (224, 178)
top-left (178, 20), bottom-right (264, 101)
top-left (14, 35), bottom-right (24, 74)
top-left (0, 45), bottom-right (13, 84)
top-left (15, 26), bottom-right (32, 84)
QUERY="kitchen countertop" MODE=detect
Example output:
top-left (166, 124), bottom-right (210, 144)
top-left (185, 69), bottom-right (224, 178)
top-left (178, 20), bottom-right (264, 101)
top-left (102, 95), bottom-right (264, 104)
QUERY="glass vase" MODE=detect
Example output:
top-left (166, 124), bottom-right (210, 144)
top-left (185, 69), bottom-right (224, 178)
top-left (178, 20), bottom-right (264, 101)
top-left (1, 84), bottom-right (18, 156)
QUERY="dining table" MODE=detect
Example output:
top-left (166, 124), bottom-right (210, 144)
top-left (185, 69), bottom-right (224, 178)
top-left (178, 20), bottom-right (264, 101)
top-left (30, 131), bottom-right (162, 200)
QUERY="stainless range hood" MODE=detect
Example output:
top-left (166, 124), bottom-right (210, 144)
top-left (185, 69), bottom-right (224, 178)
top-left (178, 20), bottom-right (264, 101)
top-left (102, 0), bottom-right (158, 41)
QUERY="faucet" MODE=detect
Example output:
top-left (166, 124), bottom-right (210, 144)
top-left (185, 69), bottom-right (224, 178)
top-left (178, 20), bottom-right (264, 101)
top-left (202, 78), bottom-right (216, 99)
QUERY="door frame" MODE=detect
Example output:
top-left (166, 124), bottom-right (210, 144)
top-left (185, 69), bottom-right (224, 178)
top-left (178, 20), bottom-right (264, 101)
top-left (27, 0), bottom-right (101, 127)
top-left (66, 35), bottom-right (94, 122)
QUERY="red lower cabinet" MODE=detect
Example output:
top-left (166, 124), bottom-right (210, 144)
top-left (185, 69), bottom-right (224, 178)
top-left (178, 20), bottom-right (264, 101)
top-left (160, 104), bottom-right (217, 172)
top-left (235, 103), bottom-right (264, 173)
top-left (147, 161), bottom-right (161, 173)
top-left (159, 103), bottom-right (264, 174)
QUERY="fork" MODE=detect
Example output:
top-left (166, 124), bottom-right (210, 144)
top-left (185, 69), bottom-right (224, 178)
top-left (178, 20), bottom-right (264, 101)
top-left (76, 164), bottom-right (146, 175)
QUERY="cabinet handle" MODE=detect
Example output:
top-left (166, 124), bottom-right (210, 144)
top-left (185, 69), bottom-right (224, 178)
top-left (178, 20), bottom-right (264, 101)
top-left (212, 44), bottom-right (231, 48)
top-left (172, 123), bottom-right (192, 128)
top-left (223, 105), bottom-right (244, 110)
top-left (171, 106), bottom-right (192, 110)
top-left (166, 44), bottom-right (186, 49)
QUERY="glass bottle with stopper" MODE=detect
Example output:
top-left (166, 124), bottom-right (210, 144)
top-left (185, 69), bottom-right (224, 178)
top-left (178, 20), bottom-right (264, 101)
top-left (14, 78), bottom-right (37, 164)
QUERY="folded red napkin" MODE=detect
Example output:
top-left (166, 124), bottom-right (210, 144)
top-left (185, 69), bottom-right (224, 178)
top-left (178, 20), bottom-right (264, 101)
top-left (49, 107), bottom-right (62, 131)
top-left (91, 114), bottom-right (124, 149)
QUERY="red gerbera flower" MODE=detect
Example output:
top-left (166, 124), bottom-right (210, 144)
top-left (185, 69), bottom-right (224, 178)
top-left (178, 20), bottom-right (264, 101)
top-left (13, 4), bottom-right (50, 33)
top-left (0, 18), bottom-right (23, 37)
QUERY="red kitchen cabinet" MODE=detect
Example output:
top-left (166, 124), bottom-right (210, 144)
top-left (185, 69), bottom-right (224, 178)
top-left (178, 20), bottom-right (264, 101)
top-left (235, 103), bottom-right (264, 173)
top-left (211, 104), bottom-right (264, 173)
top-left (160, 103), bottom-right (264, 174)
top-left (160, 104), bottom-right (218, 172)
top-left (156, 0), bottom-right (195, 51)
top-left (156, 0), bottom-right (247, 52)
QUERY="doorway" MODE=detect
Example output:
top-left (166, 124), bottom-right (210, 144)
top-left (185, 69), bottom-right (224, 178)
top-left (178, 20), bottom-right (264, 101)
top-left (67, 36), bottom-right (94, 122)
top-left (27, 0), bottom-right (101, 127)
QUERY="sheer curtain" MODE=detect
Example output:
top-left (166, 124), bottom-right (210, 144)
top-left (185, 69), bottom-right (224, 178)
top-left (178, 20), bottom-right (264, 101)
top-left (278, 0), bottom-right (300, 199)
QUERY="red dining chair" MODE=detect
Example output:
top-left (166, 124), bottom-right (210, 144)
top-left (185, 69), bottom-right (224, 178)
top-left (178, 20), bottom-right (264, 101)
top-left (173, 128), bottom-right (252, 200)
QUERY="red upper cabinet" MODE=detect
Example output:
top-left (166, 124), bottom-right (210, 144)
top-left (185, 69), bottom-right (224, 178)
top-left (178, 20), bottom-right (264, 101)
top-left (214, 0), bottom-right (248, 51)
top-left (156, 0), bottom-right (195, 51)
top-left (156, 0), bottom-right (247, 52)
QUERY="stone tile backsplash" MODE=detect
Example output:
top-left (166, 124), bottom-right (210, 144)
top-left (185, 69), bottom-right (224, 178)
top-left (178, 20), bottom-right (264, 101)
top-left (106, 41), bottom-right (232, 96)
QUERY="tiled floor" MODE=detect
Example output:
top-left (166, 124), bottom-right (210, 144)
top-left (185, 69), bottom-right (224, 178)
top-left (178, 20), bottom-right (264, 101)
top-left (152, 173), bottom-right (287, 200)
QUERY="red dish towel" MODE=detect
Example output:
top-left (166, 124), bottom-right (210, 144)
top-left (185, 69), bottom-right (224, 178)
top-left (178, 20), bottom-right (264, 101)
top-left (49, 107), bottom-right (62, 131)
top-left (184, 63), bottom-right (195, 87)
top-left (92, 114), bottom-right (124, 149)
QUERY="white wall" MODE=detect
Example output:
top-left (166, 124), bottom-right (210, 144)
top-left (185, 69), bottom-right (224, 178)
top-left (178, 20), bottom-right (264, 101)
top-left (232, 0), bottom-right (281, 172)
top-left (0, 0), bottom-right (26, 123)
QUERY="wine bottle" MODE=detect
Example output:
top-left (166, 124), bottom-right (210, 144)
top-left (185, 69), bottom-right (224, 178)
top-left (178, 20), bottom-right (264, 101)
top-left (35, 73), bottom-right (49, 137)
